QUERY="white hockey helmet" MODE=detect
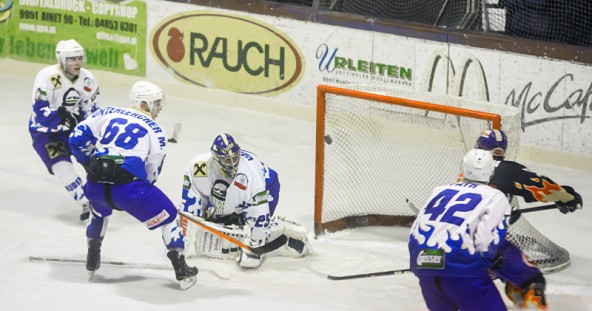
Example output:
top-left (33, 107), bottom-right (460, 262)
top-left (129, 81), bottom-right (163, 113)
top-left (55, 39), bottom-right (85, 68)
top-left (462, 148), bottom-right (495, 183)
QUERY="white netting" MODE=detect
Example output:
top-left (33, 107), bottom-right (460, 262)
top-left (317, 83), bottom-right (570, 273)
top-left (320, 84), bottom-right (521, 225)
top-left (506, 206), bottom-right (570, 273)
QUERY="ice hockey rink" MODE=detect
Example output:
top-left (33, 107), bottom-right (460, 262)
top-left (1, 62), bottom-right (591, 311)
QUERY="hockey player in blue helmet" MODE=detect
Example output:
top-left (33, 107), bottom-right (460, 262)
top-left (476, 128), bottom-right (583, 310)
top-left (211, 133), bottom-right (242, 178)
top-left (180, 133), bottom-right (310, 269)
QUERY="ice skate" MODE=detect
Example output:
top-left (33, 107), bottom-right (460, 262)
top-left (167, 250), bottom-right (198, 290)
top-left (86, 238), bottom-right (102, 281)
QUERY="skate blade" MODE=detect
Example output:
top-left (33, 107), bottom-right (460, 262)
top-left (88, 270), bottom-right (95, 281)
top-left (179, 276), bottom-right (197, 290)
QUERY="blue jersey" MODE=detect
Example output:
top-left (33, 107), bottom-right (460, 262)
top-left (409, 182), bottom-right (511, 278)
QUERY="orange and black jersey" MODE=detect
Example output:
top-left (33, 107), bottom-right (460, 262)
top-left (488, 160), bottom-right (574, 204)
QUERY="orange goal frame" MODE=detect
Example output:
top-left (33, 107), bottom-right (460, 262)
top-left (314, 84), bottom-right (502, 236)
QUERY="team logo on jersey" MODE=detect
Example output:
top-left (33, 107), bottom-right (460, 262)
top-left (211, 180), bottom-right (230, 216)
top-left (183, 175), bottom-right (191, 189)
top-left (416, 249), bottom-right (445, 269)
top-left (63, 88), bottom-right (81, 107)
top-left (45, 141), bottom-right (67, 159)
top-left (193, 161), bottom-right (207, 177)
top-left (233, 173), bottom-right (248, 190)
top-left (252, 190), bottom-right (269, 206)
top-left (83, 77), bottom-right (94, 92)
top-left (35, 88), bottom-right (47, 102)
top-left (50, 74), bottom-right (62, 89)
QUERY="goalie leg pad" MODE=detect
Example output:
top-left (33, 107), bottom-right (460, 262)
top-left (266, 216), bottom-right (311, 258)
top-left (186, 220), bottom-right (244, 260)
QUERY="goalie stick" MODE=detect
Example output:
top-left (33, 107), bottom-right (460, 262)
top-left (28, 256), bottom-right (230, 280)
top-left (167, 122), bottom-right (181, 143)
top-left (178, 211), bottom-right (288, 256)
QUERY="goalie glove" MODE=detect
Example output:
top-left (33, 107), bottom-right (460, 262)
top-left (556, 185), bottom-right (583, 214)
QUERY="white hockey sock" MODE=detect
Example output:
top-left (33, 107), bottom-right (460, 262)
top-left (161, 215), bottom-right (185, 250)
top-left (52, 161), bottom-right (87, 205)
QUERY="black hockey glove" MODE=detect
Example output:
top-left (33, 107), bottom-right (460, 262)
top-left (57, 106), bottom-right (82, 129)
top-left (509, 211), bottom-right (521, 225)
top-left (556, 185), bottom-right (583, 214)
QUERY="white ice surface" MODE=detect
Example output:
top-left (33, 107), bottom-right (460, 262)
top-left (1, 69), bottom-right (591, 311)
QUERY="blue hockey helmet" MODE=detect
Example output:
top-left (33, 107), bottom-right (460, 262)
top-left (211, 133), bottom-right (241, 178)
top-left (475, 129), bottom-right (507, 160)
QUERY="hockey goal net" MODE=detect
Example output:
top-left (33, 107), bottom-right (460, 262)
top-left (314, 84), bottom-right (570, 273)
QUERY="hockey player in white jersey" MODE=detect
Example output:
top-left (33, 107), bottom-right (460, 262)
top-left (409, 149), bottom-right (512, 311)
top-left (180, 133), bottom-right (310, 268)
top-left (69, 81), bottom-right (198, 290)
top-left (29, 39), bottom-right (99, 221)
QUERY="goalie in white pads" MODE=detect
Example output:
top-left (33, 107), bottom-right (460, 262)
top-left (179, 133), bottom-right (310, 268)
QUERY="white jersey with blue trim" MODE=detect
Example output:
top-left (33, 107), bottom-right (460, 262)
top-left (30, 64), bottom-right (99, 133)
top-left (69, 106), bottom-right (167, 184)
top-left (181, 149), bottom-right (272, 241)
top-left (409, 182), bottom-right (511, 277)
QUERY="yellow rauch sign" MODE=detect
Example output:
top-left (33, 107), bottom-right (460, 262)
top-left (150, 11), bottom-right (304, 95)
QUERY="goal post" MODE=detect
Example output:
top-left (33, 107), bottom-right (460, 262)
top-left (314, 84), bottom-right (570, 273)
top-left (315, 84), bottom-right (513, 236)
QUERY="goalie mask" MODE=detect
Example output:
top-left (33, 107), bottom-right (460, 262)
top-left (55, 39), bottom-right (85, 78)
top-left (476, 129), bottom-right (507, 160)
top-left (211, 133), bottom-right (241, 178)
top-left (462, 148), bottom-right (495, 183)
top-left (129, 81), bottom-right (163, 119)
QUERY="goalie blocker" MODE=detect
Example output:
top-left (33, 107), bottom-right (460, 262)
top-left (181, 214), bottom-right (310, 265)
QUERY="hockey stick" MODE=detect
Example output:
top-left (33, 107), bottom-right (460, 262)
top-left (513, 204), bottom-right (558, 214)
top-left (324, 268), bottom-right (411, 280)
top-left (167, 122), bottom-right (181, 143)
top-left (409, 199), bottom-right (562, 215)
top-left (28, 256), bottom-right (230, 280)
top-left (406, 198), bottom-right (420, 215)
top-left (178, 211), bottom-right (287, 256)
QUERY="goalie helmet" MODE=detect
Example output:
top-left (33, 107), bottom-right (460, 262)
top-left (55, 39), bottom-right (85, 70)
top-left (210, 133), bottom-right (241, 178)
top-left (476, 129), bottom-right (507, 160)
top-left (462, 148), bottom-right (495, 183)
top-left (129, 81), bottom-right (163, 116)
